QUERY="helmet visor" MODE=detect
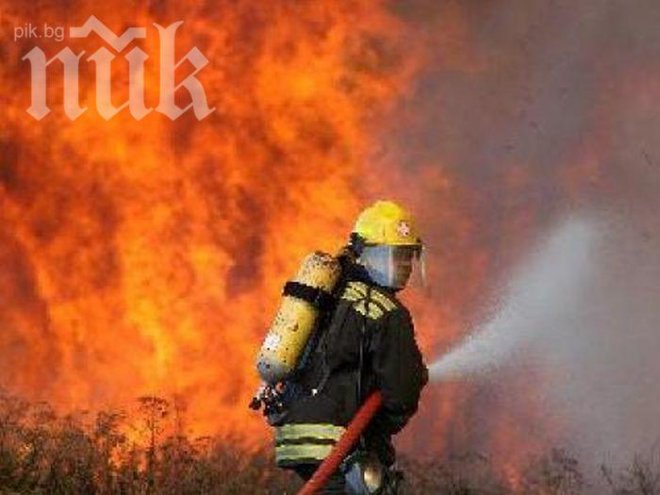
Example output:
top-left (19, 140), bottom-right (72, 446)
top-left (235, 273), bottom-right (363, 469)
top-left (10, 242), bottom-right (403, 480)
top-left (359, 244), bottom-right (425, 290)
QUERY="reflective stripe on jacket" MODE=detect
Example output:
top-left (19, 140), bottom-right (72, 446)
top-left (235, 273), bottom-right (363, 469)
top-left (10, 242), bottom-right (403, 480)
top-left (275, 423), bottom-right (346, 466)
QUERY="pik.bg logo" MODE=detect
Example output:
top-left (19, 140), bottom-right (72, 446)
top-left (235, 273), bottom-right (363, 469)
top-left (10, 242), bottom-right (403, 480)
top-left (21, 16), bottom-right (215, 121)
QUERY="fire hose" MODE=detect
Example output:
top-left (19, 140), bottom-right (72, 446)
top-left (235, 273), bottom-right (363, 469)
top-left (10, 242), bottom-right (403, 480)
top-left (297, 391), bottom-right (383, 495)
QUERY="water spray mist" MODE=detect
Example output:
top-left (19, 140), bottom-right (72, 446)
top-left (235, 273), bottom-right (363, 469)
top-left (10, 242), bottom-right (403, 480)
top-left (430, 216), bottom-right (597, 382)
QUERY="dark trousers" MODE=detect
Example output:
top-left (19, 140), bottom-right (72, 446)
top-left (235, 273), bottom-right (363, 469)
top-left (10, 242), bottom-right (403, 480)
top-left (294, 464), bottom-right (347, 494)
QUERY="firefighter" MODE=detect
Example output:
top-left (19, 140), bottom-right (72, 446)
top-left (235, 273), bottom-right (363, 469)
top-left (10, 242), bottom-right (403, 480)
top-left (272, 200), bottom-right (428, 494)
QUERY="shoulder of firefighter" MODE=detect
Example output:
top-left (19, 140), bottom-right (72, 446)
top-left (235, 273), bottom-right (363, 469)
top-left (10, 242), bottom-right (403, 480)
top-left (274, 276), bottom-right (428, 468)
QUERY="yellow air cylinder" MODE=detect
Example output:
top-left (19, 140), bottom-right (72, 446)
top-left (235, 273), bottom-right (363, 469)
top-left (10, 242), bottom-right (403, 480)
top-left (257, 251), bottom-right (342, 385)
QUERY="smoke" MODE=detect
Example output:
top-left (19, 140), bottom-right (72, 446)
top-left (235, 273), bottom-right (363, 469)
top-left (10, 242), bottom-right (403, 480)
top-left (429, 216), bottom-right (597, 383)
top-left (384, 0), bottom-right (660, 472)
top-left (426, 210), bottom-right (660, 468)
top-left (534, 209), bottom-right (660, 466)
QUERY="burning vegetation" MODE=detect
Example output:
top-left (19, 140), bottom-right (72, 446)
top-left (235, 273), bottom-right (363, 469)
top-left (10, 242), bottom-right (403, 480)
top-left (1, 388), bottom-right (659, 494)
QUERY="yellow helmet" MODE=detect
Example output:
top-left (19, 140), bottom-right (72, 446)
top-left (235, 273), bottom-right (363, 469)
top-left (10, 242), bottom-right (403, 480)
top-left (351, 201), bottom-right (424, 290)
top-left (352, 200), bottom-right (421, 247)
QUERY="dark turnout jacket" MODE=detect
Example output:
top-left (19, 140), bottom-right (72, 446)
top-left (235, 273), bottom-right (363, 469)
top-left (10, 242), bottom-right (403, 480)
top-left (274, 266), bottom-right (428, 468)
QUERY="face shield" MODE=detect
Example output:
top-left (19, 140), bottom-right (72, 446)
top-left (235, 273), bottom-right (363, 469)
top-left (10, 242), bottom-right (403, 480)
top-left (358, 244), bottom-right (425, 290)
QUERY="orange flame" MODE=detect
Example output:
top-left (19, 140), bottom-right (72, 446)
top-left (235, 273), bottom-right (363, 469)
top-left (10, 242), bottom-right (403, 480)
top-left (0, 1), bottom-right (425, 444)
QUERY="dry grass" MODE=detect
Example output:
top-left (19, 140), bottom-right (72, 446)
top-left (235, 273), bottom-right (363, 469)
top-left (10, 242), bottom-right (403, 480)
top-left (0, 390), bottom-right (656, 494)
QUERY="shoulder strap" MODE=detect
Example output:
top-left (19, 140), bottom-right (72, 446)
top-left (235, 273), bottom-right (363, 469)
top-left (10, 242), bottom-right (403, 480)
top-left (356, 286), bottom-right (374, 450)
top-left (312, 301), bottom-right (352, 395)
